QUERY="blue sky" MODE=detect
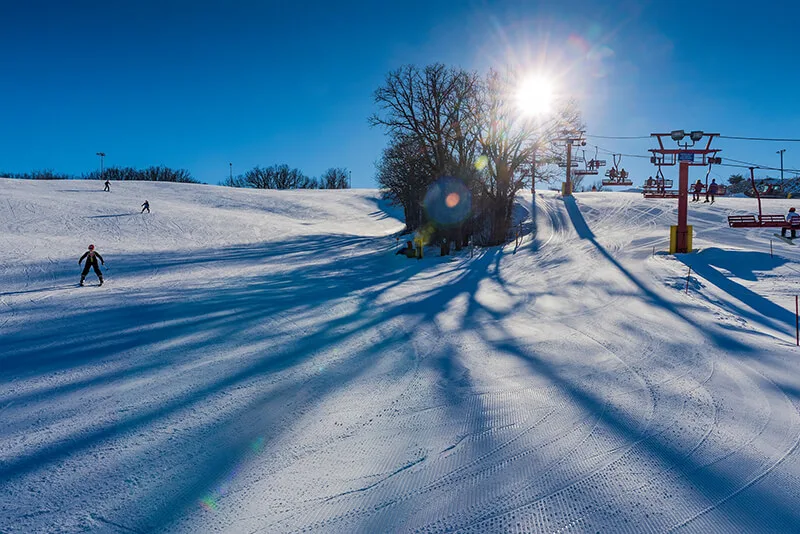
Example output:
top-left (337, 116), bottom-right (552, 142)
top-left (1, 0), bottom-right (799, 187)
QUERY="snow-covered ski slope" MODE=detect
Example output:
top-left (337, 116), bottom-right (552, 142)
top-left (2, 178), bottom-right (800, 533)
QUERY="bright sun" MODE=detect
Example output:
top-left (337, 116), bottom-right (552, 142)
top-left (516, 75), bottom-right (555, 116)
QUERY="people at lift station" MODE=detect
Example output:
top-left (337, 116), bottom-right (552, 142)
top-left (783, 207), bottom-right (800, 239)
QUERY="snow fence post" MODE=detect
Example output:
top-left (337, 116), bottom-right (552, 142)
top-left (796, 295), bottom-right (798, 347)
top-left (685, 266), bottom-right (692, 294)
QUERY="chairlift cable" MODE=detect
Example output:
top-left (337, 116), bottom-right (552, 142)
top-left (719, 135), bottom-right (800, 142)
top-left (588, 132), bottom-right (800, 143)
top-left (585, 134), bottom-right (651, 140)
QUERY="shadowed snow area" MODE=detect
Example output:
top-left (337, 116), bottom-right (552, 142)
top-left (2, 179), bottom-right (800, 533)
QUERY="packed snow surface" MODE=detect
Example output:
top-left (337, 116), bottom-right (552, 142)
top-left (2, 178), bottom-right (800, 533)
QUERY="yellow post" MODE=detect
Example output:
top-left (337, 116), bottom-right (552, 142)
top-left (669, 225), bottom-right (693, 254)
top-left (561, 182), bottom-right (572, 196)
top-left (416, 237), bottom-right (423, 259)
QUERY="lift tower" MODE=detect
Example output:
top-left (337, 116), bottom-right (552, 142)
top-left (649, 131), bottom-right (721, 253)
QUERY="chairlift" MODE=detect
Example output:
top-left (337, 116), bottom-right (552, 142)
top-left (574, 149), bottom-right (602, 176)
top-left (642, 166), bottom-right (678, 198)
top-left (601, 154), bottom-right (633, 186)
top-left (702, 160), bottom-right (728, 197)
top-left (728, 168), bottom-right (792, 228)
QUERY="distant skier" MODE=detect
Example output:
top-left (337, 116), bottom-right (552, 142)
top-left (782, 207), bottom-right (800, 239)
top-left (141, 200), bottom-right (150, 213)
top-left (690, 180), bottom-right (702, 202)
top-left (103, 180), bottom-right (110, 192)
top-left (704, 179), bottom-right (718, 204)
top-left (78, 244), bottom-right (104, 286)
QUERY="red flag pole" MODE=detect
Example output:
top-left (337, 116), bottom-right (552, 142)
top-left (795, 295), bottom-right (798, 347)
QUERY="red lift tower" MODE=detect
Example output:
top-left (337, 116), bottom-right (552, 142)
top-left (649, 131), bottom-right (721, 254)
top-left (556, 132), bottom-right (586, 197)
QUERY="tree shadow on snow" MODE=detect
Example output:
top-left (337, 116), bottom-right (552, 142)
top-left (0, 233), bottom-right (509, 531)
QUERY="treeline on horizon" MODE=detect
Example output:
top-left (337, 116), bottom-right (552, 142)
top-left (2, 164), bottom-right (352, 190)
top-left (1, 166), bottom-right (199, 183)
top-left (223, 165), bottom-right (350, 189)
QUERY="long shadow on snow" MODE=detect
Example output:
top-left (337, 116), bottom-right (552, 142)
top-left (476, 320), bottom-right (800, 531)
top-left (123, 248), bottom-right (506, 531)
top-left (563, 195), bottom-right (750, 352)
top-left (438, 200), bottom-right (797, 531)
top-left (1, 235), bottom-right (514, 531)
top-left (0, 234), bottom-right (405, 375)
top-left (675, 248), bottom-right (795, 336)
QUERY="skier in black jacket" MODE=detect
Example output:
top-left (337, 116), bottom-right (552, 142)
top-left (79, 244), bottom-right (104, 286)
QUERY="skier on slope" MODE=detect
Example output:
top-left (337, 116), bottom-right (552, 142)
top-left (141, 200), bottom-right (150, 213)
top-left (104, 180), bottom-right (111, 192)
top-left (78, 244), bottom-right (104, 286)
top-left (782, 207), bottom-right (800, 239)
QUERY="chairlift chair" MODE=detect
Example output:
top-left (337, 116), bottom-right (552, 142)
top-left (601, 154), bottom-right (633, 186)
top-left (574, 149), bottom-right (601, 177)
top-left (728, 168), bottom-right (793, 228)
top-left (642, 167), bottom-right (676, 198)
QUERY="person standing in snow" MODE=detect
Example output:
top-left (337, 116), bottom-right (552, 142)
top-left (704, 179), bottom-right (719, 203)
top-left (141, 200), bottom-right (150, 213)
top-left (692, 180), bottom-right (703, 202)
top-left (103, 180), bottom-right (111, 192)
top-left (78, 244), bottom-right (104, 286)
top-left (782, 207), bottom-right (800, 239)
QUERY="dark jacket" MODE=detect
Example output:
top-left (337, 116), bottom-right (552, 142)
top-left (79, 250), bottom-right (104, 266)
top-left (709, 182), bottom-right (719, 194)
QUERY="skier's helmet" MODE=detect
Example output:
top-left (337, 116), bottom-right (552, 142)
top-left (88, 244), bottom-right (95, 250)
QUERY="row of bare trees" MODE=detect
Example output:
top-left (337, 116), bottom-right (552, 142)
top-left (4, 166), bottom-right (199, 183)
top-left (85, 166), bottom-right (198, 183)
top-left (223, 165), bottom-right (350, 190)
top-left (372, 64), bottom-right (583, 245)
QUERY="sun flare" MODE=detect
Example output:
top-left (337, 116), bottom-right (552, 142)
top-left (516, 75), bottom-right (555, 116)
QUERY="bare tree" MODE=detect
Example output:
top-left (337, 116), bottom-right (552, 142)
top-left (376, 135), bottom-right (431, 231)
top-left (477, 70), bottom-right (583, 243)
top-left (370, 64), bottom-right (481, 231)
top-left (320, 168), bottom-right (350, 189)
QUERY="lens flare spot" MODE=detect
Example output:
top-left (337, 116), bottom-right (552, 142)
top-left (423, 177), bottom-right (471, 227)
top-left (251, 436), bottom-right (265, 453)
top-left (445, 192), bottom-right (460, 208)
top-left (474, 155), bottom-right (488, 171)
top-left (200, 497), bottom-right (218, 512)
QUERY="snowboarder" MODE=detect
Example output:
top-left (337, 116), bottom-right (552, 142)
top-left (78, 244), bottom-right (104, 286)
top-left (103, 180), bottom-right (110, 192)
top-left (692, 180), bottom-right (703, 202)
top-left (704, 179), bottom-right (719, 203)
top-left (782, 207), bottom-right (800, 239)
top-left (141, 200), bottom-right (150, 213)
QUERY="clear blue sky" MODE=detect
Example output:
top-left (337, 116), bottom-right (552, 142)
top-left (1, 0), bottom-right (799, 187)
